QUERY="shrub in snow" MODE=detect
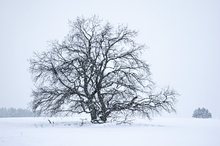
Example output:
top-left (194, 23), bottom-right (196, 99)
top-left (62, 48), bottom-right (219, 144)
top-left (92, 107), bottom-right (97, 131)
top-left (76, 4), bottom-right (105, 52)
top-left (192, 107), bottom-right (212, 118)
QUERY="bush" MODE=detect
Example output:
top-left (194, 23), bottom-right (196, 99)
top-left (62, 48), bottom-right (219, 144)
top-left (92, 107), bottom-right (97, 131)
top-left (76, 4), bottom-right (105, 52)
top-left (192, 107), bottom-right (212, 118)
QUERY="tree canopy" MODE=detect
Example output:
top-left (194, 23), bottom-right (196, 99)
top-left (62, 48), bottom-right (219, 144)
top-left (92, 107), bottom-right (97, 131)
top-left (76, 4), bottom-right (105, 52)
top-left (30, 16), bottom-right (177, 123)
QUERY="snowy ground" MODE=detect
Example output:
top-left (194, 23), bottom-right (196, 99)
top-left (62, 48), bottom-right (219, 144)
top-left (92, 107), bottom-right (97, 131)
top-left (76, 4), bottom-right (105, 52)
top-left (0, 116), bottom-right (219, 146)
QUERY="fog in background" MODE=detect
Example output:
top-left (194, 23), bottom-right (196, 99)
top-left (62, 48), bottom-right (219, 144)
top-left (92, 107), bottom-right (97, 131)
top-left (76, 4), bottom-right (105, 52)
top-left (0, 0), bottom-right (219, 118)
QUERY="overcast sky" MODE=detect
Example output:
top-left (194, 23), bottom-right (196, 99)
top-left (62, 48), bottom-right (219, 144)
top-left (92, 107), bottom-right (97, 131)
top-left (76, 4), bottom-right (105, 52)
top-left (0, 0), bottom-right (220, 118)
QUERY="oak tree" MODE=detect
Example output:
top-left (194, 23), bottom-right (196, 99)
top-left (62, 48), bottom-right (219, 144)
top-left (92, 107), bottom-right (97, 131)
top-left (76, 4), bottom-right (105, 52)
top-left (30, 16), bottom-right (177, 123)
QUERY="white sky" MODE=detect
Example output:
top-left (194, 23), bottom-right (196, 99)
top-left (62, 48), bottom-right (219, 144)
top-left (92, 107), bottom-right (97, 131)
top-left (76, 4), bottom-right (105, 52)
top-left (0, 0), bottom-right (220, 118)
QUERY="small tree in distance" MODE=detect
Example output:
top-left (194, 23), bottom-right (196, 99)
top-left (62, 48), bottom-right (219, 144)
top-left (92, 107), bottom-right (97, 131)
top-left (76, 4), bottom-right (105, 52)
top-left (192, 107), bottom-right (212, 118)
top-left (30, 16), bottom-right (177, 123)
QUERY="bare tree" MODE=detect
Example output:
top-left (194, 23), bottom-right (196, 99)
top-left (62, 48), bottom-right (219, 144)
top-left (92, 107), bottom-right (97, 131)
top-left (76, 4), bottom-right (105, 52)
top-left (30, 16), bottom-right (177, 123)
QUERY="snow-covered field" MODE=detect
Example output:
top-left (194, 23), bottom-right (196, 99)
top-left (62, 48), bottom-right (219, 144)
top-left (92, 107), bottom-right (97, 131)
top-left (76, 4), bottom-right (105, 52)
top-left (0, 116), bottom-right (219, 146)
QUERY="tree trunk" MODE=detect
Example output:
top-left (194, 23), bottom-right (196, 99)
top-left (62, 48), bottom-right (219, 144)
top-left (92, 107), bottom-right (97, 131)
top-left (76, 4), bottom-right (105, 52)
top-left (89, 105), bottom-right (98, 123)
top-left (100, 114), bottom-right (107, 123)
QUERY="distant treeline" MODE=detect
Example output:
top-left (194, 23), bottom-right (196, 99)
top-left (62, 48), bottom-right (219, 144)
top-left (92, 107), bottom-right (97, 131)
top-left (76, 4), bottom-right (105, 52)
top-left (0, 107), bottom-right (36, 117)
